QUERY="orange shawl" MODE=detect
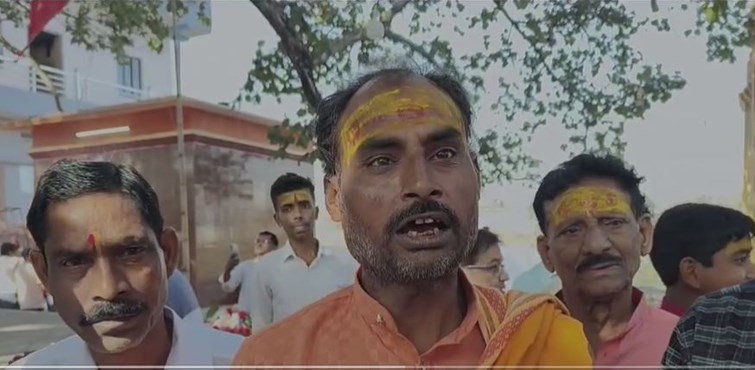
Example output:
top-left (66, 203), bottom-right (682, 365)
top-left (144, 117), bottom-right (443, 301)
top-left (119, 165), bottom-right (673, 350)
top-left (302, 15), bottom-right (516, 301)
top-left (475, 287), bottom-right (592, 368)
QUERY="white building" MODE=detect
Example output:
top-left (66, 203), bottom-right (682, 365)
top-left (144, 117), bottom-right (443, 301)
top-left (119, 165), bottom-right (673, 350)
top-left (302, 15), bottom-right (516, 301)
top-left (0, 12), bottom-right (175, 228)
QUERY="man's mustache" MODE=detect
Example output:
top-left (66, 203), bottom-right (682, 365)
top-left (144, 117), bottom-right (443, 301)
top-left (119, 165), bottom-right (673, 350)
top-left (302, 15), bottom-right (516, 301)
top-left (385, 200), bottom-right (460, 235)
top-left (576, 254), bottom-right (623, 273)
top-left (79, 299), bottom-right (147, 326)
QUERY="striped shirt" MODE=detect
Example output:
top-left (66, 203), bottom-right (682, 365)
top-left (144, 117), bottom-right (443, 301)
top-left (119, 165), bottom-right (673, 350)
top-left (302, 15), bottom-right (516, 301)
top-left (662, 280), bottom-right (755, 368)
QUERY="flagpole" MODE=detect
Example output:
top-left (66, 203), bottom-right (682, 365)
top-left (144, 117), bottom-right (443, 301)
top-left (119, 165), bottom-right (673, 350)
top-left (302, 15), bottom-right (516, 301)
top-left (172, 0), bottom-right (191, 281)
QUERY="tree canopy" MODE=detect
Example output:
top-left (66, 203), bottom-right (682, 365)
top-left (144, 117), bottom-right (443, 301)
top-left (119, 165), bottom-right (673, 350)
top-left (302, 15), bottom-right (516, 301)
top-left (0, 0), bottom-right (750, 183)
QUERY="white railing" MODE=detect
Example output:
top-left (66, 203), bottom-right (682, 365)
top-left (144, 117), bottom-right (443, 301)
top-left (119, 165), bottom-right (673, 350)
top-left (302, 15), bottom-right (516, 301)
top-left (0, 54), bottom-right (157, 106)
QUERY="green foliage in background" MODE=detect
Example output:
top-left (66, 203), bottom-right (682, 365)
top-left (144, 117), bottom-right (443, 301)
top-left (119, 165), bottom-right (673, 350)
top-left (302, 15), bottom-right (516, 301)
top-left (0, 0), bottom-right (750, 183)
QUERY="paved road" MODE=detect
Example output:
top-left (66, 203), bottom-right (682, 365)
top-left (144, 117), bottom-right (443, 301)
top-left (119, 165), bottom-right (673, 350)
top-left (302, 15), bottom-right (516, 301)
top-left (0, 309), bottom-right (71, 365)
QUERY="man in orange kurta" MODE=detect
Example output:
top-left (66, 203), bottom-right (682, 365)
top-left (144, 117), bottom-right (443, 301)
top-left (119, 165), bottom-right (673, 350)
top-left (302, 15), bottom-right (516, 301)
top-left (233, 68), bottom-right (592, 367)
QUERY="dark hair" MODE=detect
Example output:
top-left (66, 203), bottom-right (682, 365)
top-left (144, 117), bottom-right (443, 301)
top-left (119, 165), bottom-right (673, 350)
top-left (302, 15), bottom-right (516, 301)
top-left (462, 227), bottom-right (501, 266)
top-left (26, 160), bottom-right (164, 254)
top-left (533, 153), bottom-right (648, 233)
top-left (270, 173), bottom-right (315, 210)
top-left (259, 230), bottom-right (279, 247)
top-left (650, 203), bottom-right (755, 286)
top-left (314, 67), bottom-right (473, 177)
top-left (1, 242), bottom-right (19, 256)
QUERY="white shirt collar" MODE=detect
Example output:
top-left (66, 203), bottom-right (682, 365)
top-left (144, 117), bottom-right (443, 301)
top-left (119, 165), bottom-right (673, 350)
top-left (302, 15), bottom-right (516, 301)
top-left (281, 240), bottom-right (330, 263)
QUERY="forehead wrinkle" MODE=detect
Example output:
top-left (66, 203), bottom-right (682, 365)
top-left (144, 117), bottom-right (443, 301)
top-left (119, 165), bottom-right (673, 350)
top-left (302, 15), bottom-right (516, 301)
top-left (45, 193), bottom-right (150, 250)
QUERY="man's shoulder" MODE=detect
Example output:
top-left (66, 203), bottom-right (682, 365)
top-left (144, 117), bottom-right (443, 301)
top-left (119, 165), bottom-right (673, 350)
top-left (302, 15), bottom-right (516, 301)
top-left (684, 281), bottom-right (755, 329)
top-left (323, 249), bottom-right (358, 266)
top-left (11, 335), bottom-right (85, 366)
top-left (190, 324), bottom-right (244, 357)
top-left (235, 287), bottom-right (353, 364)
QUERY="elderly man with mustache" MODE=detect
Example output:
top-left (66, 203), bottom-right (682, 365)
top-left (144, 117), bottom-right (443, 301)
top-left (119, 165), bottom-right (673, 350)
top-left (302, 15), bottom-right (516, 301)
top-left (232, 68), bottom-right (591, 367)
top-left (11, 160), bottom-right (242, 368)
top-left (534, 153), bottom-right (679, 366)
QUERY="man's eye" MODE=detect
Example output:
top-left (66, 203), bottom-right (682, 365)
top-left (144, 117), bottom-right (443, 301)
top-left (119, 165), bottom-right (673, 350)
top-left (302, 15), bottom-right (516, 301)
top-left (560, 227), bottom-right (580, 236)
top-left (434, 148), bottom-right (457, 160)
top-left (60, 257), bottom-right (84, 267)
top-left (367, 156), bottom-right (395, 167)
top-left (122, 246), bottom-right (146, 257)
top-left (604, 219), bottom-right (625, 227)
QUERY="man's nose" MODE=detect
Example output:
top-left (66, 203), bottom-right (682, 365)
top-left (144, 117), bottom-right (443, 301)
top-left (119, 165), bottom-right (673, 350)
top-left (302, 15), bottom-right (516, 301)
top-left (91, 258), bottom-right (130, 301)
top-left (746, 261), bottom-right (755, 280)
top-left (400, 155), bottom-right (442, 201)
top-left (582, 223), bottom-right (612, 255)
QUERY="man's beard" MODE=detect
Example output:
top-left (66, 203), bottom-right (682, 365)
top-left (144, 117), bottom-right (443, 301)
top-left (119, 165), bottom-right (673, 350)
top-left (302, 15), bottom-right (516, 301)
top-left (341, 200), bottom-right (478, 284)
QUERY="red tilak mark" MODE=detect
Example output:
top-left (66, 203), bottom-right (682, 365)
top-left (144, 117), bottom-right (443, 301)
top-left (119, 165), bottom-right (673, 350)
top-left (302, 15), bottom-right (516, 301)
top-left (86, 233), bottom-right (96, 248)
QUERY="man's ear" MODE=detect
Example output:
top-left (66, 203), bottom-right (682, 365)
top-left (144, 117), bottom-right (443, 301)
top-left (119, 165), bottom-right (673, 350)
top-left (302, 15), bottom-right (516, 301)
top-left (30, 250), bottom-right (50, 292)
top-left (638, 214), bottom-right (654, 256)
top-left (160, 227), bottom-right (180, 277)
top-left (325, 176), bottom-right (342, 223)
top-left (314, 206), bottom-right (320, 221)
top-left (536, 235), bottom-right (556, 273)
top-left (678, 257), bottom-right (702, 290)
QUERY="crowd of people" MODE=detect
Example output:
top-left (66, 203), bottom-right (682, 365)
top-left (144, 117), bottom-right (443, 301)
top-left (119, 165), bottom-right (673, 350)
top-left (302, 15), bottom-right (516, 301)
top-left (4, 67), bottom-right (755, 368)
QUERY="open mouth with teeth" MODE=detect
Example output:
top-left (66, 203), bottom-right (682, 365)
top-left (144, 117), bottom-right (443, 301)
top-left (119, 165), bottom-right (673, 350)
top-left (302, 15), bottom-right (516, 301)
top-left (396, 215), bottom-right (450, 239)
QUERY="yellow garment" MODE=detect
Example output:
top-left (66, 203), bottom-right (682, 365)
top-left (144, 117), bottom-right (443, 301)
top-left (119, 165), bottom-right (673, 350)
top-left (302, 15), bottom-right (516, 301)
top-left (475, 287), bottom-right (592, 369)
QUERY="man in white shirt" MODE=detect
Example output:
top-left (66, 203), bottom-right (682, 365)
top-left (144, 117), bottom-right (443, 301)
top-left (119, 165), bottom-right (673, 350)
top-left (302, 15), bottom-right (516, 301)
top-left (0, 242), bottom-right (22, 309)
top-left (13, 160), bottom-right (242, 368)
top-left (250, 173), bottom-right (357, 332)
top-left (218, 231), bottom-right (279, 314)
top-left (15, 248), bottom-right (47, 311)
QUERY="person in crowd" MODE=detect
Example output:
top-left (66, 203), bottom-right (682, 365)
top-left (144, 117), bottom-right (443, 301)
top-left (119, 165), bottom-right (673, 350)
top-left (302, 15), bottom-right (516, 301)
top-left (249, 173), bottom-right (356, 332)
top-left (512, 262), bottom-right (562, 294)
top-left (167, 270), bottom-right (202, 322)
top-left (13, 160), bottom-right (241, 367)
top-left (0, 242), bottom-right (22, 309)
top-left (16, 247), bottom-right (47, 311)
top-left (663, 279), bottom-right (755, 367)
top-left (460, 227), bottom-right (509, 290)
top-left (651, 203), bottom-right (755, 316)
top-left (219, 231), bottom-right (279, 315)
top-left (233, 68), bottom-right (591, 366)
top-left (534, 153), bottom-right (679, 366)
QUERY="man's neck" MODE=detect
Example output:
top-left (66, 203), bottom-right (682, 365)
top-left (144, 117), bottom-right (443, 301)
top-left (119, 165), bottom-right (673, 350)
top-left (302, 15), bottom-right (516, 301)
top-left (663, 286), bottom-right (698, 312)
top-left (562, 286), bottom-right (635, 353)
top-left (90, 310), bottom-right (173, 368)
top-left (361, 269), bottom-right (466, 354)
top-left (289, 236), bottom-right (318, 265)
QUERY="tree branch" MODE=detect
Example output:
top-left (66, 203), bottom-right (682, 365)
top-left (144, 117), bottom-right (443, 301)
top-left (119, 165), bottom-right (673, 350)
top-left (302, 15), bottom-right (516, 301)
top-left (314, 0), bottom-right (413, 66)
top-left (493, 0), bottom-right (560, 85)
top-left (314, 32), bottom-right (361, 65)
top-left (384, 30), bottom-right (445, 71)
top-left (249, 0), bottom-right (322, 108)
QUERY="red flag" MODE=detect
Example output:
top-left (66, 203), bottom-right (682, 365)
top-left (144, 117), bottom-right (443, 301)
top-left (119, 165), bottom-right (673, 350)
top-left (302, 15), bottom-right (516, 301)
top-left (27, 0), bottom-right (69, 44)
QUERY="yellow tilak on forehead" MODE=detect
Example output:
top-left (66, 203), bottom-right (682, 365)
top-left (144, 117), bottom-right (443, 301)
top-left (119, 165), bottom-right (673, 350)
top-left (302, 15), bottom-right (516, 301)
top-left (338, 87), bottom-right (465, 167)
top-left (550, 186), bottom-right (633, 228)
top-left (279, 190), bottom-right (313, 207)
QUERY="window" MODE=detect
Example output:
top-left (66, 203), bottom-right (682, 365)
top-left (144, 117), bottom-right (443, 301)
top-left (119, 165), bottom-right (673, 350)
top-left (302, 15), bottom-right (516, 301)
top-left (117, 56), bottom-right (142, 93)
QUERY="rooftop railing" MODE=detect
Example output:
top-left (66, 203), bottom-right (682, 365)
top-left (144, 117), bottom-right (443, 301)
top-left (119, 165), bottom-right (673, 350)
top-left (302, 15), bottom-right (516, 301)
top-left (0, 55), bottom-right (161, 107)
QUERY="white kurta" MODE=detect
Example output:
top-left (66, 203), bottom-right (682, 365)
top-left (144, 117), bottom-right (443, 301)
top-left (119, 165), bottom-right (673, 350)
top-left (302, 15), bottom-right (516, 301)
top-left (12, 308), bottom-right (243, 368)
